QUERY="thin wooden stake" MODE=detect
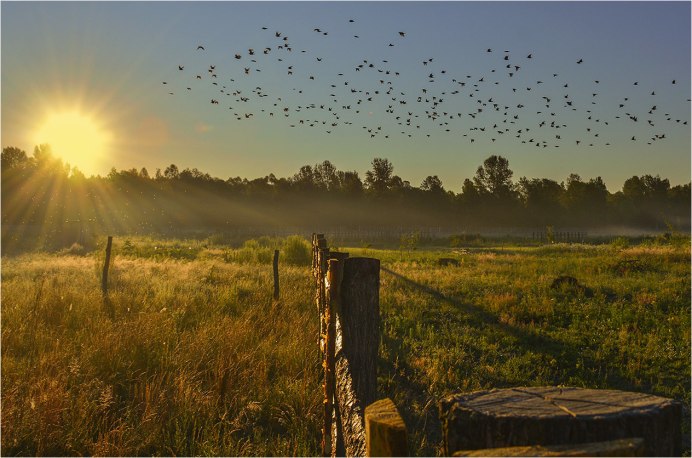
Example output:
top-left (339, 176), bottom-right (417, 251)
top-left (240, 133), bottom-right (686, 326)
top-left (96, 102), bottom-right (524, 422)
top-left (323, 258), bottom-right (343, 457)
top-left (101, 236), bottom-right (113, 296)
top-left (273, 249), bottom-right (280, 300)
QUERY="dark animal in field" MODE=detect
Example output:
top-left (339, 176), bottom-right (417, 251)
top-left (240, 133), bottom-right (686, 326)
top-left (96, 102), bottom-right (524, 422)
top-left (438, 257), bottom-right (460, 267)
top-left (550, 275), bottom-right (593, 297)
top-left (550, 275), bottom-right (579, 289)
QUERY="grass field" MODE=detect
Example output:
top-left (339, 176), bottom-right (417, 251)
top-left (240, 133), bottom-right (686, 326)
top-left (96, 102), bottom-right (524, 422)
top-left (2, 234), bottom-right (690, 455)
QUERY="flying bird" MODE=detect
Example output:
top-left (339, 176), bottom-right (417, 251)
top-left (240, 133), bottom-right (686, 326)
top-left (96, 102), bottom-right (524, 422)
top-left (197, 45), bottom-right (205, 50)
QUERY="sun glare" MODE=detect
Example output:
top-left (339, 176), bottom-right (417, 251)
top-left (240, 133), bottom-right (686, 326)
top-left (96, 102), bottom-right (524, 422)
top-left (34, 111), bottom-right (111, 175)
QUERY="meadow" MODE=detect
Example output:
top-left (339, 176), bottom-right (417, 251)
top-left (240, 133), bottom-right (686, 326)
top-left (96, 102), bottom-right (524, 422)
top-left (1, 233), bottom-right (690, 456)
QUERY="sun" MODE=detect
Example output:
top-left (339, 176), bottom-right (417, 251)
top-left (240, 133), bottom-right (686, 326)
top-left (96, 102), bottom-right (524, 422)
top-left (34, 110), bottom-right (112, 175)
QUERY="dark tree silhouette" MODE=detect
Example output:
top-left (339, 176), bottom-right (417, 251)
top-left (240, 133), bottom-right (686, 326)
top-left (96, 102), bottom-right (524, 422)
top-left (421, 175), bottom-right (445, 194)
top-left (518, 177), bottom-right (565, 225)
top-left (473, 155), bottom-right (515, 200)
top-left (364, 157), bottom-right (394, 194)
top-left (1, 147), bottom-right (28, 170)
top-left (164, 164), bottom-right (180, 179)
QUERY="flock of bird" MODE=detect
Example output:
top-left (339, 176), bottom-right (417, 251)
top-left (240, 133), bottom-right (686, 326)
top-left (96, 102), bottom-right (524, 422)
top-left (162, 20), bottom-right (689, 148)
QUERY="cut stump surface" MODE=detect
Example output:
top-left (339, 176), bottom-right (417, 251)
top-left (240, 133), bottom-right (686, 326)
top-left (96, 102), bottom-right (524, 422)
top-left (440, 386), bottom-right (681, 457)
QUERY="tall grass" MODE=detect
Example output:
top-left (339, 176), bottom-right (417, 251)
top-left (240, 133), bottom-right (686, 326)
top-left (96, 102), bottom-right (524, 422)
top-left (2, 235), bottom-right (689, 456)
top-left (2, 237), bottom-right (321, 456)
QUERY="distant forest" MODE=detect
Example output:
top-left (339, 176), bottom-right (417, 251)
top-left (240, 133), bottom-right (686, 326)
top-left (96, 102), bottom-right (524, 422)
top-left (2, 145), bottom-right (690, 251)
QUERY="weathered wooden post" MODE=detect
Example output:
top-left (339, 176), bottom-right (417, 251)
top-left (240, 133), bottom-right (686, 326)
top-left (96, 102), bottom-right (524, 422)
top-left (333, 257), bottom-right (381, 457)
top-left (325, 252), bottom-right (349, 457)
top-left (273, 249), bottom-right (280, 300)
top-left (317, 242), bottom-right (330, 355)
top-left (365, 398), bottom-right (408, 457)
top-left (322, 257), bottom-right (344, 457)
top-left (439, 387), bottom-right (681, 457)
top-left (313, 234), bottom-right (328, 355)
top-left (101, 235), bottom-right (113, 296)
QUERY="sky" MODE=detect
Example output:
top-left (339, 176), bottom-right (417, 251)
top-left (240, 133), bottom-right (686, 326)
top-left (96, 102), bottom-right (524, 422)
top-left (2, 1), bottom-right (690, 191)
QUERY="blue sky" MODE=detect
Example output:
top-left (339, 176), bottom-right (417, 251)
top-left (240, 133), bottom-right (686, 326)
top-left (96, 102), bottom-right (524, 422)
top-left (2, 1), bottom-right (690, 191)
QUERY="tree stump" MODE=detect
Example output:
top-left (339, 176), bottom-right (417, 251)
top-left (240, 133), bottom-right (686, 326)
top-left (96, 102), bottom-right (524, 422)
top-left (439, 387), bottom-right (681, 457)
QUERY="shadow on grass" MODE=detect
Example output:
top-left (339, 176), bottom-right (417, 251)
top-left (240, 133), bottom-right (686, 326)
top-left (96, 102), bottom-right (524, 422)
top-left (378, 266), bottom-right (657, 455)
top-left (381, 266), bottom-right (570, 354)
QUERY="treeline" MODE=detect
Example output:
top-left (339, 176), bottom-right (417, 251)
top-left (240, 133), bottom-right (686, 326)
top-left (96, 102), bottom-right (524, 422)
top-left (1, 145), bottom-right (689, 250)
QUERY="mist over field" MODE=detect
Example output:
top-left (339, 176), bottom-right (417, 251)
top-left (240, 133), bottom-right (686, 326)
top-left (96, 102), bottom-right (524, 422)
top-left (2, 146), bottom-right (689, 254)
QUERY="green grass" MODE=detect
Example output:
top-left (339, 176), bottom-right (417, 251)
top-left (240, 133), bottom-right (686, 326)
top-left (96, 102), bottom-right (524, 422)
top-left (2, 235), bottom-right (690, 456)
top-left (365, 241), bottom-right (691, 455)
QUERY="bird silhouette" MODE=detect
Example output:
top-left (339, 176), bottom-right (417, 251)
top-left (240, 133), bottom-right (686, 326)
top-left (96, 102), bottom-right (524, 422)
top-left (197, 45), bottom-right (205, 50)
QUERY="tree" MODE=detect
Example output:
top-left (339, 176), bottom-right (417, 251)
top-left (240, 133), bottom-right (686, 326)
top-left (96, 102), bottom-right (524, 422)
top-left (473, 155), bottom-right (515, 199)
top-left (641, 175), bottom-right (670, 200)
top-left (623, 176), bottom-right (646, 201)
top-left (364, 157), bottom-right (394, 194)
top-left (314, 160), bottom-right (340, 191)
top-left (164, 163), bottom-right (179, 179)
top-left (33, 144), bottom-right (67, 176)
top-left (1, 147), bottom-right (28, 170)
top-left (518, 177), bottom-right (565, 224)
top-left (458, 178), bottom-right (480, 205)
top-left (562, 174), bottom-right (609, 224)
top-left (421, 175), bottom-right (445, 194)
top-left (292, 165), bottom-right (316, 191)
top-left (338, 170), bottom-right (363, 195)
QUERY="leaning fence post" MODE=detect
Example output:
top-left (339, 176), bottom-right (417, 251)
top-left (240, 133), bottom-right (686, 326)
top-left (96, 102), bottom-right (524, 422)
top-left (273, 249), bottom-right (280, 300)
top-left (101, 236), bottom-right (113, 296)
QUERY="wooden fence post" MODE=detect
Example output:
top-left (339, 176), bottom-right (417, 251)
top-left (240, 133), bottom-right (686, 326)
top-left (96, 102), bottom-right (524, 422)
top-left (333, 257), bottom-right (380, 457)
top-left (101, 235), bottom-right (113, 296)
top-left (326, 252), bottom-right (350, 457)
top-left (365, 398), bottom-right (408, 457)
top-left (323, 257), bottom-right (344, 457)
top-left (273, 249), bottom-right (280, 300)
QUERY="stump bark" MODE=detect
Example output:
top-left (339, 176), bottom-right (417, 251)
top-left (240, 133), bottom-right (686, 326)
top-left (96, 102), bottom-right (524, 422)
top-left (454, 437), bottom-right (645, 457)
top-left (439, 387), bottom-right (681, 457)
